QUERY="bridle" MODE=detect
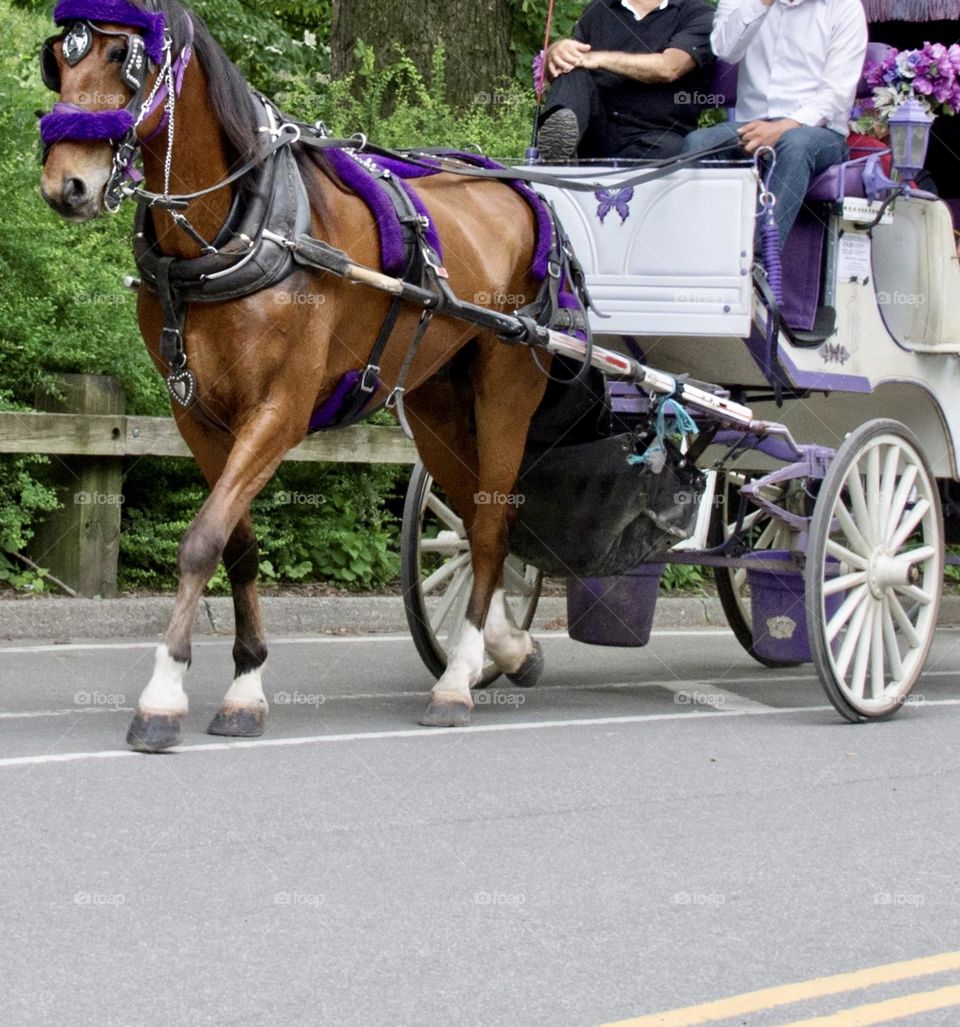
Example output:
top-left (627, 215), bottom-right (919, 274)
top-left (39, 0), bottom-right (194, 213)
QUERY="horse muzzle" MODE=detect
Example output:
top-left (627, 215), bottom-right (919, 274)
top-left (41, 162), bottom-right (110, 222)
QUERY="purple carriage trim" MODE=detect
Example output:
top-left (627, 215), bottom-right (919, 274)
top-left (54, 0), bottom-right (166, 63)
top-left (40, 103), bottom-right (134, 144)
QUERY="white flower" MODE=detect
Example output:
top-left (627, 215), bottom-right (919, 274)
top-left (304, 30), bottom-right (317, 49)
top-left (895, 52), bottom-right (917, 79)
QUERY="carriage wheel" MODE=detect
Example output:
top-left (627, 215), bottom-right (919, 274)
top-left (712, 473), bottom-right (802, 668)
top-left (400, 462), bottom-right (543, 684)
top-left (806, 419), bottom-right (943, 721)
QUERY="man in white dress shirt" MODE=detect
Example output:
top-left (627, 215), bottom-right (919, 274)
top-left (680, 0), bottom-right (868, 247)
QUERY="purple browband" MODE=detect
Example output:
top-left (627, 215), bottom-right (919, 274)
top-left (54, 0), bottom-right (166, 63)
top-left (40, 103), bottom-right (134, 144)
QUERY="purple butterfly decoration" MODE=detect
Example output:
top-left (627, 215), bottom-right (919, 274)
top-left (595, 187), bottom-right (634, 224)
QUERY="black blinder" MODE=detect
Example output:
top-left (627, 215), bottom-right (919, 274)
top-left (121, 34), bottom-right (146, 91)
top-left (40, 37), bottom-right (62, 92)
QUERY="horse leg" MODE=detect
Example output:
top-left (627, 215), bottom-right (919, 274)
top-left (482, 581), bottom-right (544, 686)
top-left (417, 342), bottom-right (547, 727)
top-left (126, 410), bottom-right (299, 752)
top-left (206, 514), bottom-right (269, 737)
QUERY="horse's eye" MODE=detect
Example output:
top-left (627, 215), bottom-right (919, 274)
top-left (108, 45), bottom-right (128, 64)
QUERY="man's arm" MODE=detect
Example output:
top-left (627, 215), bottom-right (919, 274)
top-left (786, 5), bottom-right (868, 128)
top-left (711, 0), bottom-right (774, 64)
top-left (576, 0), bottom-right (713, 84)
top-left (579, 47), bottom-right (695, 83)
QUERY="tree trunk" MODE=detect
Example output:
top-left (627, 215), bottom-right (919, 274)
top-left (331, 0), bottom-right (513, 109)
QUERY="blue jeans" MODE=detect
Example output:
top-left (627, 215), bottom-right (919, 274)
top-left (680, 121), bottom-right (849, 248)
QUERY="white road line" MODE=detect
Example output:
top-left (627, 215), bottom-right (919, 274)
top-left (0, 707), bottom-right (133, 720)
top-left (3, 697), bottom-right (960, 771)
top-left (0, 703), bottom-right (837, 769)
top-left (0, 629), bottom-right (738, 656)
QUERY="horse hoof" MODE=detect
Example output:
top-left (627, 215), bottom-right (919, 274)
top-left (206, 703), bottom-right (266, 738)
top-left (419, 697), bottom-right (472, 728)
top-left (126, 711), bottom-right (184, 753)
top-left (506, 640), bottom-right (544, 688)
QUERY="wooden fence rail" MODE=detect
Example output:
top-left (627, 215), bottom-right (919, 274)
top-left (0, 411), bottom-right (417, 464)
top-left (0, 374), bottom-right (418, 597)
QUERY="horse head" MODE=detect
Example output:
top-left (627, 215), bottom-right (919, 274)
top-left (39, 0), bottom-right (178, 221)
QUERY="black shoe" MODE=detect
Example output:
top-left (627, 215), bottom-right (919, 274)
top-left (538, 108), bottom-right (580, 162)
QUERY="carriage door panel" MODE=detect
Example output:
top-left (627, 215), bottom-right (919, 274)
top-left (535, 166), bottom-right (756, 337)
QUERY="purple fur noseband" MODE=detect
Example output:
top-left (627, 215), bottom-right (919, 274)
top-left (54, 0), bottom-right (166, 63)
top-left (40, 102), bottom-right (135, 145)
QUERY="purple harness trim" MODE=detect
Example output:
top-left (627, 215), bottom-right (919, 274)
top-left (308, 370), bottom-right (365, 432)
top-left (40, 103), bottom-right (134, 144)
top-left (54, 0), bottom-right (166, 63)
top-left (322, 149), bottom-right (442, 275)
top-left (308, 151), bottom-right (564, 432)
top-left (142, 18), bottom-right (194, 143)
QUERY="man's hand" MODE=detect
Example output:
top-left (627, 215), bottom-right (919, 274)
top-left (547, 38), bottom-right (591, 79)
top-left (738, 118), bottom-right (801, 154)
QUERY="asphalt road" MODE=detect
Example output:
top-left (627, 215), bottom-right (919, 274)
top-left (2, 627), bottom-right (960, 1027)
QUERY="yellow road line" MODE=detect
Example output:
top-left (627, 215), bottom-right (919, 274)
top-left (597, 951), bottom-right (960, 1027)
top-left (773, 983), bottom-right (960, 1025)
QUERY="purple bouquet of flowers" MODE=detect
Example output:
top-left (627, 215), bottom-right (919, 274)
top-left (853, 42), bottom-right (960, 136)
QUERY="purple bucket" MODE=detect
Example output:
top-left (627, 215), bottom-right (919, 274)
top-left (566, 564), bottom-right (665, 647)
top-left (745, 550), bottom-right (816, 663)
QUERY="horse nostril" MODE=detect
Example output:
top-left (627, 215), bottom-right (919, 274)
top-left (62, 177), bottom-right (88, 208)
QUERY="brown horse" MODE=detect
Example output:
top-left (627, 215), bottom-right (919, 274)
top-left (40, 0), bottom-right (549, 751)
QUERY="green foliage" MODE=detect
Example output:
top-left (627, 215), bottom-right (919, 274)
top-left (660, 562), bottom-right (706, 592)
top-left (510, 0), bottom-right (584, 80)
top-left (119, 459), bottom-right (402, 592)
top-left (278, 44), bottom-right (537, 155)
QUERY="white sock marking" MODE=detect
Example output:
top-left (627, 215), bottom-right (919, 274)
top-left (483, 588), bottom-right (534, 673)
top-left (136, 644), bottom-right (188, 715)
top-left (221, 665), bottom-right (267, 710)
top-left (432, 624), bottom-right (484, 703)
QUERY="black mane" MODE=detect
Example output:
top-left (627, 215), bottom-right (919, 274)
top-left (138, 0), bottom-right (262, 173)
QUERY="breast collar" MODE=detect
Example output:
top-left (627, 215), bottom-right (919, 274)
top-left (133, 94), bottom-right (312, 304)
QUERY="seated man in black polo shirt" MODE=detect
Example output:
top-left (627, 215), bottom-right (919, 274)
top-left (538, 0), bottom-right (715, 162)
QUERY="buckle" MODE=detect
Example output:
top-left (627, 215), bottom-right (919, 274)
top-left (360, 364), bottom-right (381, 393)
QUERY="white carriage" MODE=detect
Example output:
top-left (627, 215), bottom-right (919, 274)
top-left (402, 147), bottom-right (960, 721)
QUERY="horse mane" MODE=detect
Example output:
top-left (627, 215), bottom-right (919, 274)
top-left (138, 0), bottom-right (262, 177)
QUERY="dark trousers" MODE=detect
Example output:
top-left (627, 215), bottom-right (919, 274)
top-left (540, 69), bottom-right (687, 161)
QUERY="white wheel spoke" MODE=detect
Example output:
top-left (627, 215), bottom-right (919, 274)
top-left (878, 444), bottom-right (901, 540)
top-left (888, 497), bottom-right (930, 554)
top-left (421, 536), bottom-right (469, 554)
top-left (432, 564), bottom-right (473, 635)
top-left (823, 571), bottom-right (867, 597)
top-left (834, 499), bottom-right (872, 560)
top-left (893, 583), bottom-right (933, 608)
top-left (732, 567), bottom-right (748, 594)
top-left (827, 583), bottom-right (870, 644)
top-left (888, 592), bottom-right (922, 648)
top-left (847, 598), bottom-right (875, 698)
top-left (898, 544), bottom-right (936, 567)
top-left (884, 463), bottom-right (919, 547)
top-left (421, 552), bottom-right (470, 595)
top-left (869, 603), bottom-right (886, 699)
top-left (426, 493), bottom-right (465, 535)
top-left (753, 519), bottom-right (778, 550)
top-left (882, 601), bottom-right (905, 683)
top-left (866, 445), bottom-right (881, 544)
top-left (826, 538), bottom-right (869, 571)
top-left (503, 558), bottom-right (533, 595)
top-left (846, 465), bottom-right (875, 549)
top-left (446, 576), bottom-right (473, 644)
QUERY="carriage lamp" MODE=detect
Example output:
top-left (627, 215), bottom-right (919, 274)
top-left (888, 98), bottom-right (934, 181)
